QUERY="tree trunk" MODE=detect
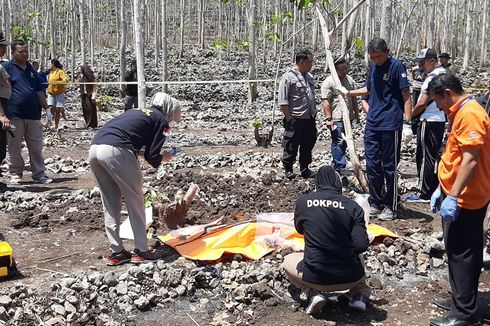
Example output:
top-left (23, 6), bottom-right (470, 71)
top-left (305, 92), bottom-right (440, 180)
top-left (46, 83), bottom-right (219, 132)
top-left (179, 0), bottom-right (184, 58)
top-left (161, 0), bottom-right (168, 93)
top-left (462, 0), bottom-right (472, 71)
top-left (315, 3), bottom-right (369, 193)
top-left (119, 0), bottom-right (127, 97)
top-left (49, 0), bottom-right (56, 58)
top-left (248, 0), bottom-right (258, 103)
top-left (480, 0), bottom-right (488, 69)
top-left (379, 0), bottom-right (391, 44)
top-left (133, 0), bottom-right (146, 109)
top-left (78, 0), bottom-right (86, 65)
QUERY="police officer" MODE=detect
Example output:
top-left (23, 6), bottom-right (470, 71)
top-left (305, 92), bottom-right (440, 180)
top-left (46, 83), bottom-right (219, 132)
top-left (89, 92), bottom-right (181, 266)
top-left (278, 49), bottom-right (317, 180)
top-left (282, 165), bottom-right (371, 315)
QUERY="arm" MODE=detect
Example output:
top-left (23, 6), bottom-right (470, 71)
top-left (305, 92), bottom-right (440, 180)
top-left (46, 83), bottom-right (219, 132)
top-left (321, 100), bottom-right (334, 130)
top-left (144, 115), bottom-right (167, 168)
top-left (92, 84), bottom-right (98, 99)
top-left (346, 86), bottom-right (369, 97)
top-left (402, 89), bottom-right (412, 121)
top-left (412, 93), bottom-right (430, 117)
top-left (37, 91), bottom-right (49, 110)
top-left (448, 148), bottom-right (480, 198)
top-left (351, 205), bottom-right (369, 254)
top-left (281, 105), bottom-right (292, 121)
top-left (0, 104), bottom-right (10, 130)
top-left (360, 98), bottom-right (369, 114)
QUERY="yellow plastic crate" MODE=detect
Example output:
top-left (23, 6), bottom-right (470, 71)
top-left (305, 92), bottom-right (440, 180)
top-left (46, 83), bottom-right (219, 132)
top-left (0, 241), bottom-right (13, 277)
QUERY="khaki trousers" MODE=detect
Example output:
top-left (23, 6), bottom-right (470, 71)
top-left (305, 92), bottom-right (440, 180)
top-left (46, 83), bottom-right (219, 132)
top-left (7, 119), bottom-right (46, 179)
top-left (282, 252), bottom-right (371, 297)
top-left (89, 144), bottom-right (148, 253)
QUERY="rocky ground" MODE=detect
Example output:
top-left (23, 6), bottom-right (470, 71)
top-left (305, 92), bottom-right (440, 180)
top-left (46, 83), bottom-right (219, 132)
top-left (0, 46), bottom-right (489, 326)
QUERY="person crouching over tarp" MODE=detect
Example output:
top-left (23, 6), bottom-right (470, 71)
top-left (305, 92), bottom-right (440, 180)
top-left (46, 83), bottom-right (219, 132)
top-left (282, 165), bottom-right (371, 315)
top-left (89, 92), bottom-right (181, 266)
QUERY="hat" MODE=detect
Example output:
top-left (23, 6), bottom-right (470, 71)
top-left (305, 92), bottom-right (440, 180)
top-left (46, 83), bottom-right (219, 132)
top-left (439, 53), bottom-right (451, 59)
top-left (0, 31), bottom-right (10, 46)
top-left (151, 92), bottom-right (182, 123)
top-left (415, 48), bottom-right (438, 62)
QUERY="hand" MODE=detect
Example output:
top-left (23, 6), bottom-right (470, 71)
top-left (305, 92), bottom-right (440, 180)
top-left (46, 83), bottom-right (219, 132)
top-left (430, 187), bottom-right (442, 213)
top-left (336, 85), bottom-right (349, 96)
top-left (91, 98), bottom-right (96, 105)
top-left (440, 196), bottom-right (459, 222)
top-left (326, 119), bottom-right (334, 130)
top-left (284, 115), bottom-right (293, 122)
top-left (0, 115), bottom-right (10, 130)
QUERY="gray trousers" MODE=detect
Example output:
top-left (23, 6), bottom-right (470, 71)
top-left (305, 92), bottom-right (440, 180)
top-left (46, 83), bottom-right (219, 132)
top-left (89, 144), bottom-right (148, 253)
top-left (7, 119), bottom-right (46, 179)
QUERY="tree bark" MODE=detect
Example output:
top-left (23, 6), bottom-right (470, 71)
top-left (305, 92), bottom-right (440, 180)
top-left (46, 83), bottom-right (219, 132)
top-left (315, 2), bottom-right (369, 193)
top-left (462, 0), bottom-right (472, 71)
top-left (480, 0), bottom-right (488, 69)
top-left (119, 0), bottom-right (127, 97)
top-left (248, 0), bottom-right (258, 103)
top-left (133, 0), bottom-right (146, 109)
top-left (161, 0), bottom-right (168, 93)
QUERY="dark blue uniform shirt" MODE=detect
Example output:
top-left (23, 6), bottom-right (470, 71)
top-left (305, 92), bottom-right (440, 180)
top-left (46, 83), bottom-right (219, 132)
top-left (92, 107), bottom-right (169, 168)
top-left (365, 57), bottom-right (409, 131)
top-left (2, 60), bottom-right (42, 120)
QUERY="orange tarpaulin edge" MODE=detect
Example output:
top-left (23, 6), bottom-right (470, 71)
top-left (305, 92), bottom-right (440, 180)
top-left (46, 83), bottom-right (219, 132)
top-left (158, 222), bottom-right (397, 261)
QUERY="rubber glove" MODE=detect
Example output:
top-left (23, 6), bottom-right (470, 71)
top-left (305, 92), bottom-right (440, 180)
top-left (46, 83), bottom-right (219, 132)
top-left (440, 196), bottom-right (459, 222)
top-left (430, 187), bottom-right (442, 213)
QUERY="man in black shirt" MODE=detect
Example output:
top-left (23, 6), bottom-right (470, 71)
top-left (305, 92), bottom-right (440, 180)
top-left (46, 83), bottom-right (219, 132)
top-left (282, 165), bottom-right (371, 315)
top-left (124, 60), bottom-right (138, 110)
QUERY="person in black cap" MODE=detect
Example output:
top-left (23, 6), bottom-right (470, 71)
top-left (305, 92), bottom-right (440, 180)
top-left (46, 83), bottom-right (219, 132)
top-left (439, 53), bottom-right (455, 74)
top-left (0, 32), bottom-right (11, 191)
top-left (282, 165), bottom-right (371, 315)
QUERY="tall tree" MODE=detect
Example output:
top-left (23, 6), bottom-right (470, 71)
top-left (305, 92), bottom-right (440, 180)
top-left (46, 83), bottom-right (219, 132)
top-left (133, 0), bottom-right (146, 109)
top-left (248, 0), bottom-right (258, 103)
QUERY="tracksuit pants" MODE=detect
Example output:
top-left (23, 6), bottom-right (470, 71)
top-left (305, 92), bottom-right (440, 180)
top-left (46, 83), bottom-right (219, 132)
top-left (415, 120), bottom-right (445, 199)
top-left (442, 201), bottom-right (488, 320)
top-left (282, 117), bottom-right (317, 172)
top-left (364, 128), bottom-right (401, 211)
top-left (88, 144), bottom-right (149, 253)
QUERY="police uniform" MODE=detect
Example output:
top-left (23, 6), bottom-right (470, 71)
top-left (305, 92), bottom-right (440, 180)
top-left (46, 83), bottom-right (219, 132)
top-left (282, 166), bottom-right (371, 298)
top-left (278, 69), bottom-right (317, 175)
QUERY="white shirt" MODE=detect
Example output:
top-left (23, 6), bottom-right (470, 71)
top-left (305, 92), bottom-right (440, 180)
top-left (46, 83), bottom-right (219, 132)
top-left (419, 67), bottom-right (447, 122)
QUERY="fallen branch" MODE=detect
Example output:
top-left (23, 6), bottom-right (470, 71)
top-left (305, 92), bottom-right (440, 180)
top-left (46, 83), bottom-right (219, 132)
top-left (186, 312), bottom-right (201, 326)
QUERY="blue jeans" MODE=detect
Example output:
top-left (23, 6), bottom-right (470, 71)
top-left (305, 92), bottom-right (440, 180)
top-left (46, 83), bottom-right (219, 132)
top-left (330, 121), bottom-right (347, 171)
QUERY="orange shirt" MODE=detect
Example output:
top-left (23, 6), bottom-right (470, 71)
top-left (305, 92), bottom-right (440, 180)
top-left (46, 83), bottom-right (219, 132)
top-left (438, 96), bottom-right (490, 209)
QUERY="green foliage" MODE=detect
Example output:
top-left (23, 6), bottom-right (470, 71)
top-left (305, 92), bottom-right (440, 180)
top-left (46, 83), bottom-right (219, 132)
top-left (144, 193), bottom-right (169, 208)
top-left (250, 119), bottom-right (263, 129)
top-left (289, 0), bottom-right (315, 9)
top-left (212, 40), bottom-right (229, 51)
top-left (240, 40), bottom-right (249, 50)
top-left (267, 33), bottom-right (279, 42)
top-left (271, 11), bottom-right (293, 25)
top-left (95, 95), bottom-right (113, 112)
top-left (354, 37), bottom-right (365, 58)
top-left (12, 25), bottom-right (35, 42)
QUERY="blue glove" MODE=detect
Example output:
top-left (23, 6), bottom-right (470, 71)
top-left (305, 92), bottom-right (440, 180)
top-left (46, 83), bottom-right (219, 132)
top-left (430, 187), bottom-right (442, 213)
top-left (440, 196), bottom-right (459, 222)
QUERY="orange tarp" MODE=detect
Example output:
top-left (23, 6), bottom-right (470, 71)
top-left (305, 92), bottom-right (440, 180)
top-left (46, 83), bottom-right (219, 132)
top-left (158, 220), bottom-right (398, 262)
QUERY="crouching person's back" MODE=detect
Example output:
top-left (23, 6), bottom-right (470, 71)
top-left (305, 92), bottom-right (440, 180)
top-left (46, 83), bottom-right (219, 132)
top-left (282, 165), bottom-right (371, 315)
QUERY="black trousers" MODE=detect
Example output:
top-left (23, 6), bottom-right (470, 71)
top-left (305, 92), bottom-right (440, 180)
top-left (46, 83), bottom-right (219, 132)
top-left (415, 120), bottom-right (445, 199)
top-left (282, 117), bottom-right (317, 172)
top-left (443, 202), bottom-right (488, 320)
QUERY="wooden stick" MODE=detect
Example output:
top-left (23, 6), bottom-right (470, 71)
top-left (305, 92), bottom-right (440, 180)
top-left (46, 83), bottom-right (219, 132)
top-left (186, 312), bottom-right (201, 326)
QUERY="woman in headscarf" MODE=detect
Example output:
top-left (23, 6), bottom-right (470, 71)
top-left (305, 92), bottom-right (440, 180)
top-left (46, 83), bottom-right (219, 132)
top-left (89, 92), bottom-right (181, 266)
top-left (47, 59), bottom-right (69, 130)
top-left (80, 65), bottom-right (98, 128)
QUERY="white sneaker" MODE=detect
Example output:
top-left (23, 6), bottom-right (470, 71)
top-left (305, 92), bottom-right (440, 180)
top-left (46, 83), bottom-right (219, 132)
top-left (370, 206), bottom-right (382, 217)
top-left (378, 207), bottom-right (396, 221)
top-left (305, 291), bottom-right (326, 315)
top-left (33, 176), bottom-right (52, 184)
top-left (9, 175), bottom-right (21, 184)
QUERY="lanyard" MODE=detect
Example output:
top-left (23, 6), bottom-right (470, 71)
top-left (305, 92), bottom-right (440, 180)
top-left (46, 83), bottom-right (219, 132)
top-left (447, 96), bottom-right (474, 132)
top-left (441, 96), bottom-right (474, 154)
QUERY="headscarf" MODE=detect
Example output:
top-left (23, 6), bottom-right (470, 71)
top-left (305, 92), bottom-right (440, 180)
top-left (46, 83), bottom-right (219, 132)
top-left (151, 92), bottom-right (182, 123)
top-left (314, 165), bottom-right (342, 194)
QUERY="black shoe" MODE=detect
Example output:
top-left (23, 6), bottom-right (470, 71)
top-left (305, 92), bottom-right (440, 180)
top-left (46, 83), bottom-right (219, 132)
top-left (301, 168), bottom-right (316, 179)
top-left (284, 171), bottom-right (296, 180)
top-left (429, 315), bottom-right (481, 326)
top-left (433, 297), bottom-right (452, 311)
